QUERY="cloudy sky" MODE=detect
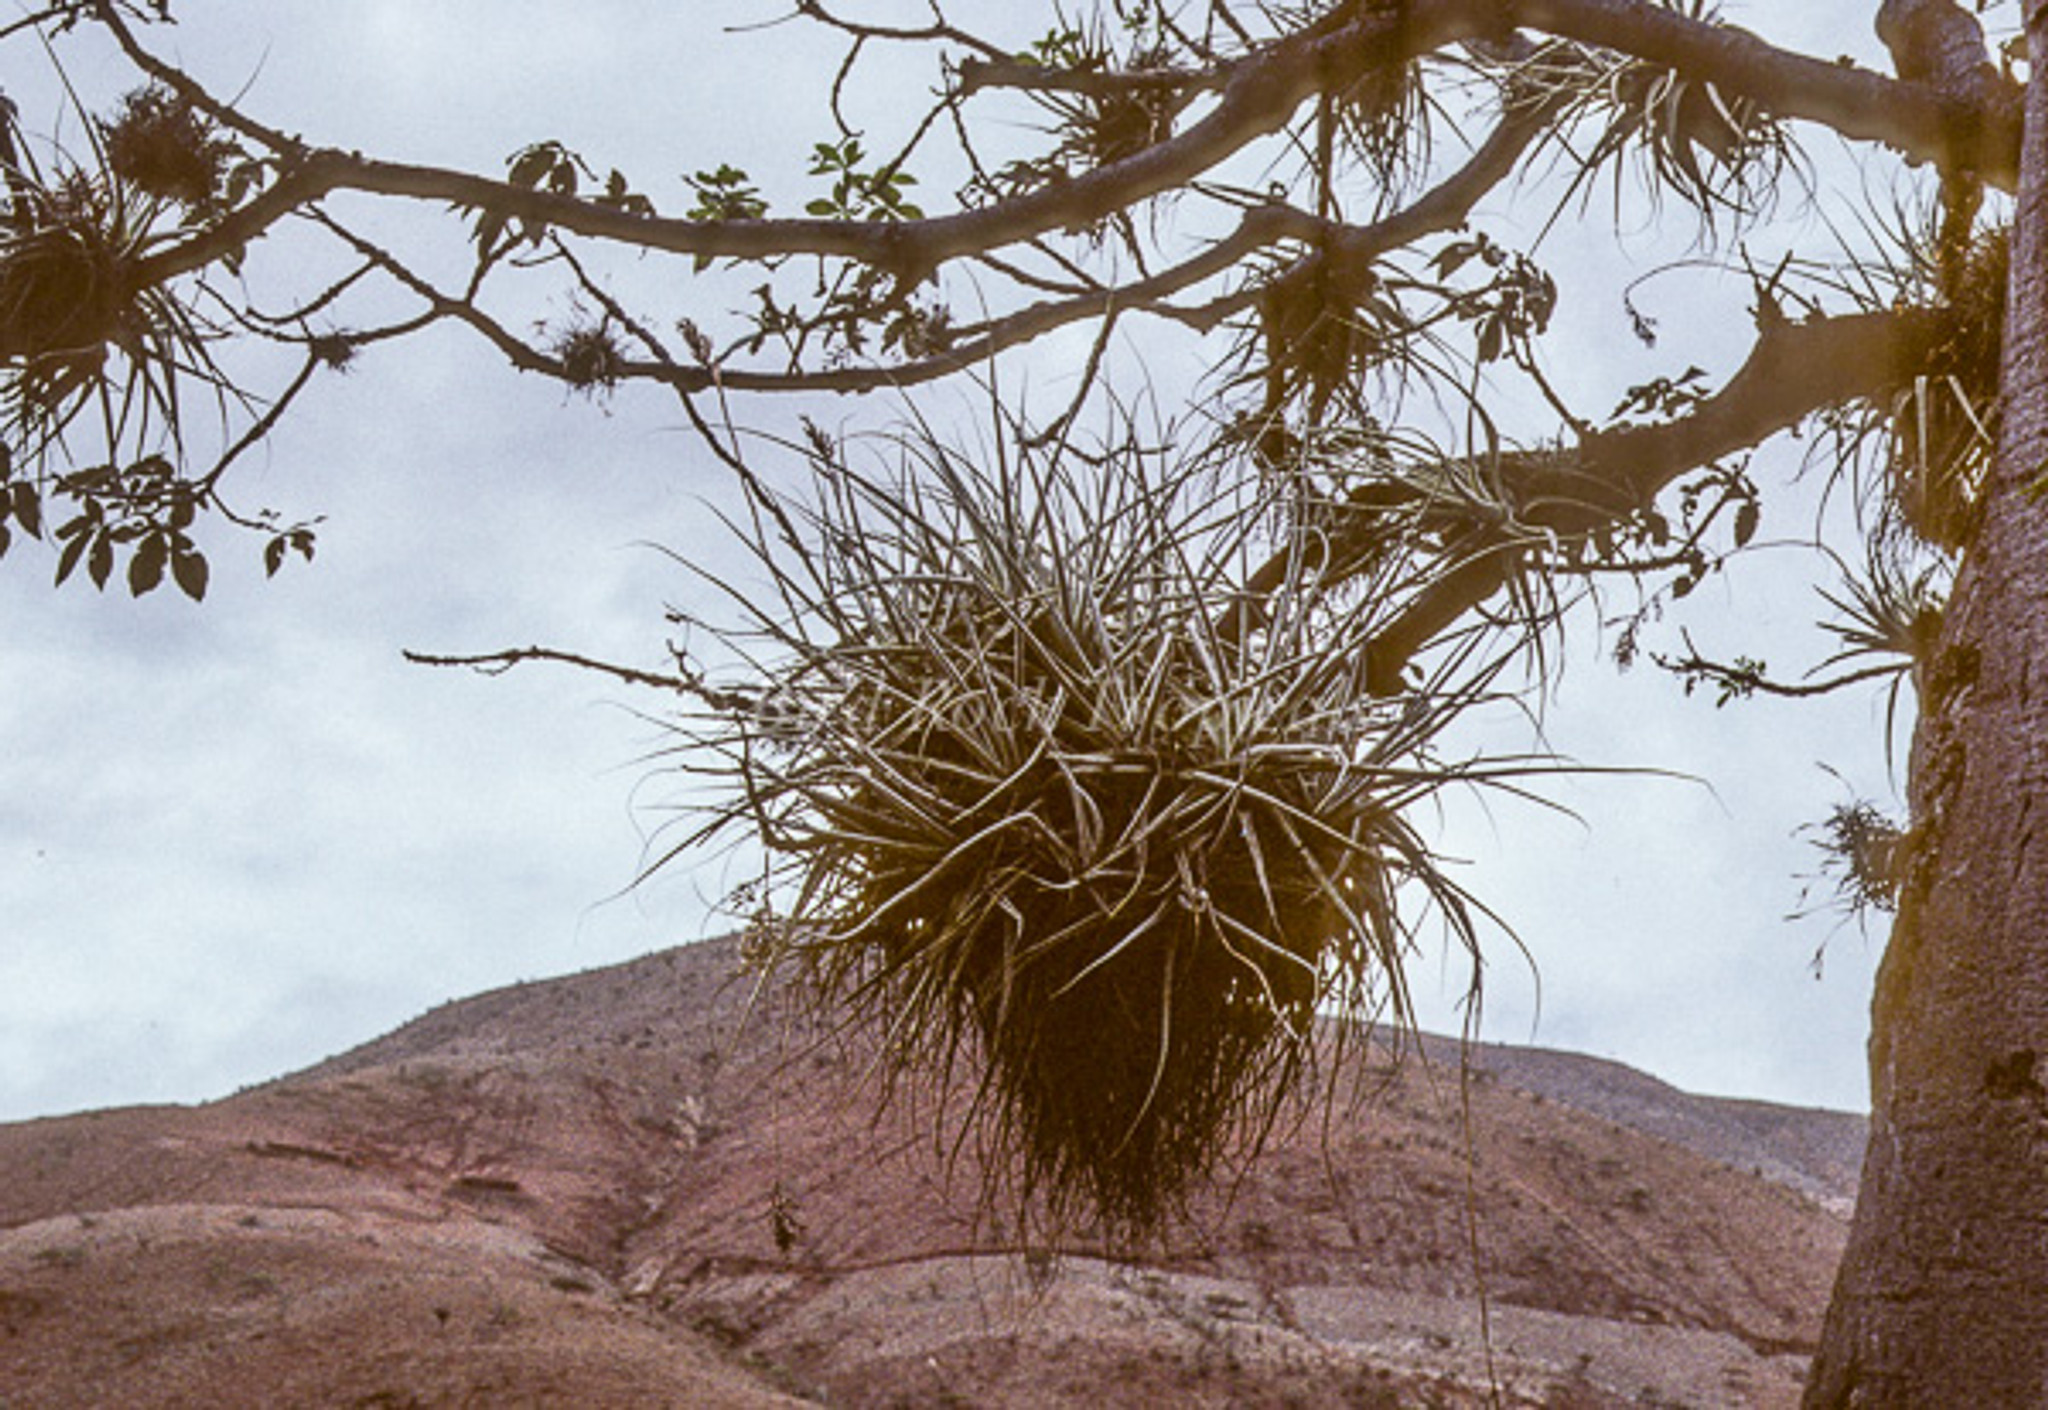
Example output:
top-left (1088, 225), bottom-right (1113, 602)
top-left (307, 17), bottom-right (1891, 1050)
top-left (0, 2), bottom-right (1928, 1123)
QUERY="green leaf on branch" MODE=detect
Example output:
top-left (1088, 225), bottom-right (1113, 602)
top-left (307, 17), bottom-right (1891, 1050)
top-left (10, 481), bottom-right (42, 538)
top-left (498, 140), bottom-right (592, 246)
top-left (685, 165), bottom-right (768, 245)
top-left (596, 167), bottom-right (654, 217)
top-left (264, 526), bottom-right (317, 577)
top-left (54, 527), bottom-right (90, 588)
top-left (170, 538), bottom-right (208, 601)
top-left (128, 531), bottom-right (167, 595)
top-left (803, 136), bottom-right (922, 221)
top-left (507, 140), bottom-right (573, 192)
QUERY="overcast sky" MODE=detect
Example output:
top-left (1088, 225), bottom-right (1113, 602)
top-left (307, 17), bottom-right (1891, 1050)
top-left (0, 2), bottom-right (1933, 1123)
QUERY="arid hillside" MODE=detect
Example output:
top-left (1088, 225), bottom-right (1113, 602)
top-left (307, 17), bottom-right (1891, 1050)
top-left (0, 935), bottom-right (1861, 1407)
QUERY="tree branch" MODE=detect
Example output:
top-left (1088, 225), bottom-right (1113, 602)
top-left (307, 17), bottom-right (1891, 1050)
top-left (1180, 90), bottom-right (1557, 334)
top-left (92, 0), bottom-right (304, 156)
top-left (1655, 641), bottom-right (1909, 702)
top-left (789, 0), bottom-right (1010, 65)
top-left (1325, 306), bottom-right (1945, 692)
top-left (1508, 0), bottom-right (2017, 184)
top-left (955, 55), bottom-right (1228, 100)
top-left (1878, 0), bottom-right (2003, 99)
top-left (115, 0), bottom-right (2020, 304)
top-left (300, 105), bottom-right (1548, 401)
top-left (403, 645), bottom-right (692, 693)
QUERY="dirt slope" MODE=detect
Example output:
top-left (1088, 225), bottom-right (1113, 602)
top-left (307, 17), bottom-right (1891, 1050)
top-left (0, 935), bottom-right (1856, 1407)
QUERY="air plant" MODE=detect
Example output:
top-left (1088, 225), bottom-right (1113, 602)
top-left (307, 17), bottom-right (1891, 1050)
top-left (101, 85), bottom-right (236, 212)
top-left (1287, 0), bottom-right (1434, 197)
top-left (1011, 16), bottom-right (1195, 176)
top-left (1793, 767), bottom-right (1907, 956)
top-left (1885, 223), bottom-right (2005, 550)
top-left (551, 318), bottom-right (628, 395)
top-left (1815, 539), bottom-right (1948, 767)
top-left (1811, 797), bottom-right (1905, 919)
top-left (1779, 186), bottom-right (2004, 553)
top-left (0, 97), bottom-right (229, 470)
top-left (1245, 252), bottom-right (1411, 435)
top-left (1503, 1), bottom-right (1799, 231)
top-left (662, 403), bottom-right (1535, 1236)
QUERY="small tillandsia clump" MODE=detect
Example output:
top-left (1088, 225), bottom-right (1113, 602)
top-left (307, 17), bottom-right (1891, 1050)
top-left (669, 409), bottom-right (1516, 1238)
top-left (101, 85), bottom-right (237, 211)
top-left (551, 319), bottom-right (627, 396)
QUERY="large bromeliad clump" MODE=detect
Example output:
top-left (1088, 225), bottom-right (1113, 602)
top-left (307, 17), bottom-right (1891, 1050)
top-left (675, 414), bottom-right (1517, 1235)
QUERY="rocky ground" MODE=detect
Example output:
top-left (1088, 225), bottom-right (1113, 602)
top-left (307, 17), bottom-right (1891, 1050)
top-left (0, 935), bottom-right (1859, 1407)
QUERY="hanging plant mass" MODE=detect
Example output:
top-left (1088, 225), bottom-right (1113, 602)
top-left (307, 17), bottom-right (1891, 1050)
top-left (671, 413), bottom-right (1513, 1234)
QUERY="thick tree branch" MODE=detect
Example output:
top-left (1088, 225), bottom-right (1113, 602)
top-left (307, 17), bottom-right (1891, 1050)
top-left (1324, 306), bottom-right (1945, 692)
top-left (643, 103), bottom-right (1546, 393)
top-left (1879, 0), bottom-right (2002, 97)
top-left (119, 5), bottom-right (1437, 286)
top-left (1509, 0), bottom-right (2016, 183)
top-left (307, 101), bottom-right (1548, 401)
top-left (130, 159), bottom-right (330, 287)
top-left (116, 0), bottom-right (2021, 302)
top-left (1875, 0), bottom-right (2019, 173)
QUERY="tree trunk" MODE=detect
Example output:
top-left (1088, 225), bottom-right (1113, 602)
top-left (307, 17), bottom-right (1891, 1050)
top-left (1805, 7), bottom-right (2048, 1403)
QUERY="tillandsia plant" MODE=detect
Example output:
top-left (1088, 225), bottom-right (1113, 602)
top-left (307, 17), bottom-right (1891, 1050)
top-left (0, 78), bottom-right (317, 594)
top-left (0, 139), bottom-right (219, 464)
top-left (659, 405), bottom-right (1541, 1236)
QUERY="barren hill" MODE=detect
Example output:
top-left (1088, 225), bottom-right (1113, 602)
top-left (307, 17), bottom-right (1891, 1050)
top-left (0, 935), bottom-right (1860, 1407)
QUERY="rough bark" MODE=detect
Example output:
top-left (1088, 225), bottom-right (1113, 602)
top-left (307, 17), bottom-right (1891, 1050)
top-left (1804, 4), bottom-right (2048, 1403)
